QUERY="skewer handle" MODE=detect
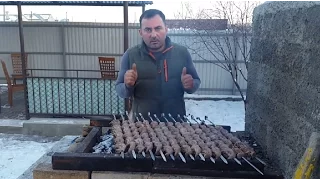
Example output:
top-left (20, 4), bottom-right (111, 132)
top-left (168, 113), bottom-right (177, 123)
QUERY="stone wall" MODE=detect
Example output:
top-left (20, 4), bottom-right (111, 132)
top-left (245, 1), bottom-right (320, 178)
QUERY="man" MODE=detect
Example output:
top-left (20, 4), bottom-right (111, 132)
top-left (115, 9), bottom-right (201, 121)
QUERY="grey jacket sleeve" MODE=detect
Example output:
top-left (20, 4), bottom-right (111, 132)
top-left (184, 50), bottom-right (201, 94)
top-left (115, 51), bottom-right (135, 98)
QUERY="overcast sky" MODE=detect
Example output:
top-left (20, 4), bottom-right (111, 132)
top-left (1, 0), bottom-right (217, 22)
top-left (0, 1), bottom-right (210, 22)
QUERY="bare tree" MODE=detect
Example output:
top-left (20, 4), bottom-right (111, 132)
top-left (172, 1), bottom-right (261, 109)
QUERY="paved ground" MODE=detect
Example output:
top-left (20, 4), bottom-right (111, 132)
top-left (0, 87), bottom-right (26, 120)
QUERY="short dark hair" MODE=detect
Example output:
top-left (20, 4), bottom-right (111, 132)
top-left (139, 9), bottom-right (166, 27)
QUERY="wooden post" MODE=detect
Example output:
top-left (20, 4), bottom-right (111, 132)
top-left (293, 132), bottom-right (320, 179)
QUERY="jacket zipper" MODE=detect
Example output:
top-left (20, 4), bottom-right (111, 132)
top-left (164, 59), bottom-right (168, 82)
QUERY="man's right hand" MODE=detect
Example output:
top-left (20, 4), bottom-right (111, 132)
top-left (124, 63), bottom-right (138, 87)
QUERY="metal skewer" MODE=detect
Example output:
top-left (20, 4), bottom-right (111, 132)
top-left (161, 113), bottom-right (169, 122)
top-left (157, 114), bottom-right (175, 161)
top-left (176, 114), bottom-right (196, 161)
top-left (168, 113), bottom-right (177, 123)
top-left (139, 113), bottom-right (146, 121)
top-left (112, 113), bottom-right (117, 121)
top-left (242, 157), bottom-right (264, 175)
top-left (167, 114), bottom-right (187, 163)
top-left (183, 115), bottom-right (206, 161)
top-left (132, 150), bottom-right (137, 159)
top-left (177, 114), bottom-right (184, 122)
top-left (134, 113), bottom-right (146, 158)
top-left (256, 157), bottom-right (267, 165)
top-left (220, 155), bottom-right (228, 164)
top-left (190, 115), bottom-right (201, 125)
top-left (210, 157), bottom-right (215, 163)
top-left (159, 150), bottom-right (167, 162)
top-left (153, 114), bottom-right (161, 122)
top-left (234, 158), bottom-right (242, 165)
top-left (178, 152), bottom-right (187, 163)
top-left (149, 150), bottom-right (155, 161)
top-left (198, 153), bottom-right (206, 161)
top-left (120, 112), bottom-right (125, 121)
top-left (125, 111), bottom-right (136, 159)
top-left (112, 113), bottom-right (125, 159)
top-left (205, 115), bottom-right (215, 126)
top-left (125, 111), bottom-right (130, 120)
top-left (138, 113), bottom-right (155, 161)
top-left (183, 115), bottom-right (193, 124)
top-left (147, 113), bottom-right (166, 162)
top-left (148, 112), bottom-right (154, 121)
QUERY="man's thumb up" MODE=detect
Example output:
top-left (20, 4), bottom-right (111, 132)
top-left (132, 63), bottom-right (137, 72)
top-left (181, 67), bottom-right (187, 77)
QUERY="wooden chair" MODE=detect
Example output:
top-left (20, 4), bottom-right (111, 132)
top-left (98, 57), bottom-right (116, 79)
top-left (11, 53), bottom-right (28, 84)
top-left (1, 60), bottom-right (25, 107)
top-left (11, 53), bottom-right (28, 74)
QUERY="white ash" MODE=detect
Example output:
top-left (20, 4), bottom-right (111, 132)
top-left (92, 133), bottom-right (113, 154)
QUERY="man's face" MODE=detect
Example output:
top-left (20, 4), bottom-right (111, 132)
top-left (139, 14), bottom-right (168, 52)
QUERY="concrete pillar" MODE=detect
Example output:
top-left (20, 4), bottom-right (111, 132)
top-left (245, 1), bottom-right (320, 178)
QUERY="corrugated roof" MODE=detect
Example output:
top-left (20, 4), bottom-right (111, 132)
top-left (0, 1), bottom-right (153, 6)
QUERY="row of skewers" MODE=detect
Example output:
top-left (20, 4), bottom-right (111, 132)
top-left (110, 112), bottom-right (266, 175)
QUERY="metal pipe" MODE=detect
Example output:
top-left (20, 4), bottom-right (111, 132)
top-left (142, 4), bottom-right (145, 13)
top-left (123, 1), bottom-right (128, 52)
top-left (123, 1), bottom-right (129, 112)
top-left (17, 2), bottom-right (30, 120)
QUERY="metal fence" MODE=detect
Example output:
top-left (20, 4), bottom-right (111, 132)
top-left (0, 21), bottom-right (248, 95)
top-left (26, 69), bottom-right (124, 117)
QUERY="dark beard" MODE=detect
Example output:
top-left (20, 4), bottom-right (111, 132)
top-left (147, 43), bottom-right (164, 52)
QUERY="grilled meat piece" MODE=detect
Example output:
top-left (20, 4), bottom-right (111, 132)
top-left (195, 128), bottom-right (203, 134)
top-left (125, 136), bottom-right (134, 144)
top-left (114, 137), bottom-right (124, 144)
top-left (191, 144), bottom-right (201, 156)
top-left (145, 141), bottom-right (153, 151)
top-left (191, 124), bottom-right (200, 129)
top-left (154, 141), bottom-right (163, 155)
top-left (134, 138), bottom-right (144, 146)
top-left (136, 144), bottom-right (145, 153)
top-left (128, 142), bottom-right (136, 152)
top-left (167, 122), bottom-right (174, 126)
top-left (172, 144), bottom-right (181, 156)
top-left (233, 147), bottom-right (245, 158)
top-left (150, 121), bottom-right (158, 128)
top-left (115, 143), bottom-right (127, 153)
top-left (202, 146), bottom-right (212, 158)
top-left (210, 145), bottom-right (222, 158)
top-left (221, 147), bottom-right (236, 159)
top-left (163, 145), bottom-right (174, 156)
top-left (110, 120), bottom-right (121, 126)
top-left (182, 145), bottom-right (192, 155)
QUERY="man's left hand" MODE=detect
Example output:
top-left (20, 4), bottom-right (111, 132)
top-left (181, 67), bottom-right (194, 90)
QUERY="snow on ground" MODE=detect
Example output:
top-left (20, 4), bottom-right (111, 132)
top-left (185, 99), bottom-right (245, 132)
top-left (0, 134), bottom-right (58, 179)
top-left (184, 94), bottom-right (246, 99)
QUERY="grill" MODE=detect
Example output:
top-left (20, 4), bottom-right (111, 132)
top-left (52, 112), bottom-right (283, 179)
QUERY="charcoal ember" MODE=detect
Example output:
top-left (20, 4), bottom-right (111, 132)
top-left (93, 134), bottom-right (113, 154)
